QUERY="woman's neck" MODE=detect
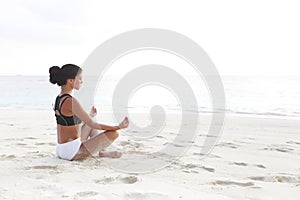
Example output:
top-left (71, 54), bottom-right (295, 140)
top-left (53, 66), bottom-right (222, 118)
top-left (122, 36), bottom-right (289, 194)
top-left (60, 85), bottom-right (72, 95)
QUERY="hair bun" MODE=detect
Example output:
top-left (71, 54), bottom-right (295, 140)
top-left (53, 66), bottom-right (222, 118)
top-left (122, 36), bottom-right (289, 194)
top-left (49, 66), bottom-right (61, 84)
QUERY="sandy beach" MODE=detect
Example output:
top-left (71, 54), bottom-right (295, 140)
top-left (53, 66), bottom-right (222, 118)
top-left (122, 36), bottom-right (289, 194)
top-left (0, 109), bottom-right (299, 199)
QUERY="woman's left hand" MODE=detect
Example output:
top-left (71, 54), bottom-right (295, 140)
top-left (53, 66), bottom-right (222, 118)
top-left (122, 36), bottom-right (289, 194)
top-left (118, 116), bottom-right (129, 129)
top-left (89, 106), bottom-right (97, 117)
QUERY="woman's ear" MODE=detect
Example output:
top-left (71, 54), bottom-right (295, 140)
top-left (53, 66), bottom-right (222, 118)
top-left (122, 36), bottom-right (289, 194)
top-left (67, 79), bottom-right (74, 85)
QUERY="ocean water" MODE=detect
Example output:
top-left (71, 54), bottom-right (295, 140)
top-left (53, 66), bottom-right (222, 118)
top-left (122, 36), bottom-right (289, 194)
top-left (0, 75), bottom-right (299, 119)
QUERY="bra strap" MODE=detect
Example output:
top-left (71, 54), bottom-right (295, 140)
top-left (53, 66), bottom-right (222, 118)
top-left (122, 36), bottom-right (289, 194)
top-left (58, 94), bottom-right (72, 112)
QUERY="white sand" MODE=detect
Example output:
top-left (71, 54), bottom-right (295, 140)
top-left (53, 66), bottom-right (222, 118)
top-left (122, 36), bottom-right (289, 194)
top-left (0, 110), bottom-right (299, 199)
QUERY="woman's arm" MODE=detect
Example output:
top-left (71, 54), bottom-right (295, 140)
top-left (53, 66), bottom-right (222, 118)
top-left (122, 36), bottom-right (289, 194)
top-left (81, 106), bottom-right (96, 126)
top-left (71, 97), bottom-right (120, 131)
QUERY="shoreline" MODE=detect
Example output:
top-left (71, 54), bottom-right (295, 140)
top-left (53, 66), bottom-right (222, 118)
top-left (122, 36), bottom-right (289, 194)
top-left (1, 107), bottom-right (300, 121)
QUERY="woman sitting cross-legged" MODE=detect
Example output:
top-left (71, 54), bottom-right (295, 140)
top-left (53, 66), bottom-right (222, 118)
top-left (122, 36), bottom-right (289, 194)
top-left (49, 64), bottom-right (129, 161)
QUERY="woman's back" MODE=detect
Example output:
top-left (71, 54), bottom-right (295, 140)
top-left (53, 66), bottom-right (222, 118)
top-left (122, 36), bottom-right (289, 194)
top-left (53, 94), bottom-right (82, 144)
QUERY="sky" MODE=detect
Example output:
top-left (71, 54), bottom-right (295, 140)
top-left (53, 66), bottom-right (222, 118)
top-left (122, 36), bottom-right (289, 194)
top-left (0, 0), bottom-right (300, 76)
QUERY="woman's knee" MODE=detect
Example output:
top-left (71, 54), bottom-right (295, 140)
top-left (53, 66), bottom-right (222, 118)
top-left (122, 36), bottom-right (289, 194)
top-left (105, 131), bottom-right (119, 141)
top-left (72, 145), bottom-right (91, 160)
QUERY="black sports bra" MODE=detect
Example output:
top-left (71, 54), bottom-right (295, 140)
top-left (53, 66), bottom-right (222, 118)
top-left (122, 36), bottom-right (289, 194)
top-left (53, 94), bottom-right (82, 126)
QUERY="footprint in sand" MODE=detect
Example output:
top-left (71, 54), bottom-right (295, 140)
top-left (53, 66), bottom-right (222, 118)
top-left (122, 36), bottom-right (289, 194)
top-left (275, 148), bottom-right (293, 153)
top-left (198, 134), bottom-right (213, 138)
top-left (213, 180), bottom-right (255, 187)
top-left (201, 166), bottom-right (215, 172)
top-left (191, 144), bottom-right (203, 148)
top-left (233, 140), bottom-right (251, 145)
top-left (94, 175), bottom-right (139, 185)
top-left (24, 165), bottom-right (58, 170)
top-left (124, 192), bottom-right (169, 200)
top-left (172, 143), bottom-right (185, 148)
top-left (35, 142), bottom-right (56, 146)
top-left (192, 152), bottom-right (221, 158)
top-left (162, 142), bottom-right (185, 148)
top-left (231, 162), bottom-right (267, 169)
top-left (216, 142), bottom-right (239, 149)
top-left (286, 141), bottom-right (300, 145)
top-left (120, 141), bottom-right (131, 146)
top-left (5, 138), bottom-right (24, 142)
top-left (16, 143), bottom-right (27, 146)
top-left (74, 191), bottom-right (98, 198)
top-left (233, 162), bottom-right (248, 166)
top-left (6, 123), bottom-right (14, 126)
top-left (120, 176), bottom-right (139, 184)
top-left (255, 164), bottom-right (266, 169)
top-left (184, 163), bottom-right (197, 168)
top-left (94, 177), bottom-right (115, 184)
top-left (263, 145), bottom-right (294, 153)
top-left (24, 137), bottom-right (37, 140)
top-left (182, 163), bottom-right (215, 173)
top-left (0, 154), bottom-right (16, 160)
top-left (120, 141), bottom-right (143, 149)
top-left (244, 137), bottom-right (255, 141)
top-left (22, 165), bottom-right (62, 178)
top-left (249, 175), bottom-right (300, 183)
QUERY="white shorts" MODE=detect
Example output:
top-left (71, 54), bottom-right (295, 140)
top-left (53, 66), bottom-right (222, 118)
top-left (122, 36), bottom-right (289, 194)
top-left (56, 138), bottom-right (82, 160)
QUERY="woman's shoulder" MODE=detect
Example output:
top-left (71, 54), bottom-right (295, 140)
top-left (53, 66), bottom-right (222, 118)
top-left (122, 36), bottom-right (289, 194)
top-left (64, 95), bottom-right (81, 106)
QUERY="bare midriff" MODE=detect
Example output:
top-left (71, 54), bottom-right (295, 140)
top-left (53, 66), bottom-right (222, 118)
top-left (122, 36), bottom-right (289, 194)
top-left (57, 123), bottom-right (82, 144)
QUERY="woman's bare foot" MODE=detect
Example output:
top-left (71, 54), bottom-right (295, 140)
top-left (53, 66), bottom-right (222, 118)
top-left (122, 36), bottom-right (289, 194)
top-left (99, 151), bottom-right (122, 158)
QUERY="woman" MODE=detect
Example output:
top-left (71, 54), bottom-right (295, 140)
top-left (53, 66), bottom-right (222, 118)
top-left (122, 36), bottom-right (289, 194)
top-left (49, 64), bottom-right (129, 161)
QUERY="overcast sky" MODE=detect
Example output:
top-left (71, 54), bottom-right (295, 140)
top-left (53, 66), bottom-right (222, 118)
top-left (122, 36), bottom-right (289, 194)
top-left (0, 0), bottom-right (299, 76)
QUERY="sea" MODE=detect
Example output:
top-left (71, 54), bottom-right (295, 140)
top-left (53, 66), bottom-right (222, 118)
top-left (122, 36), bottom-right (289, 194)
top-left (0, 75), bottom-right (299, 120)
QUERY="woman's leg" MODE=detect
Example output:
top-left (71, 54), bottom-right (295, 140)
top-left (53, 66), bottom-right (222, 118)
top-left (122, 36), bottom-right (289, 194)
top-left (72, 130), bottom-right (120, 160)
top-left (81, 123), bottom-right (99, 141)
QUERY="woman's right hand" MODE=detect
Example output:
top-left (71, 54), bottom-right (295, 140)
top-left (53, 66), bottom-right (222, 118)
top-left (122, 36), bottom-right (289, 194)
top-left (118, 117), bottom-right (129, 129)
top-left (89, 106), bottom-right (97, 118)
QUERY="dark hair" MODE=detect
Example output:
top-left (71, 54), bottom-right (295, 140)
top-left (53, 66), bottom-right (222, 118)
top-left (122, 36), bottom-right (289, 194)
top-left (49, 64), bottom-right (82, 86)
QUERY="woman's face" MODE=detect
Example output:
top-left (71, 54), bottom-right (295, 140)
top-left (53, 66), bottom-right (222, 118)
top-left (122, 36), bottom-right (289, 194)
top-left (72, 72), bottom-right (83, 90)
